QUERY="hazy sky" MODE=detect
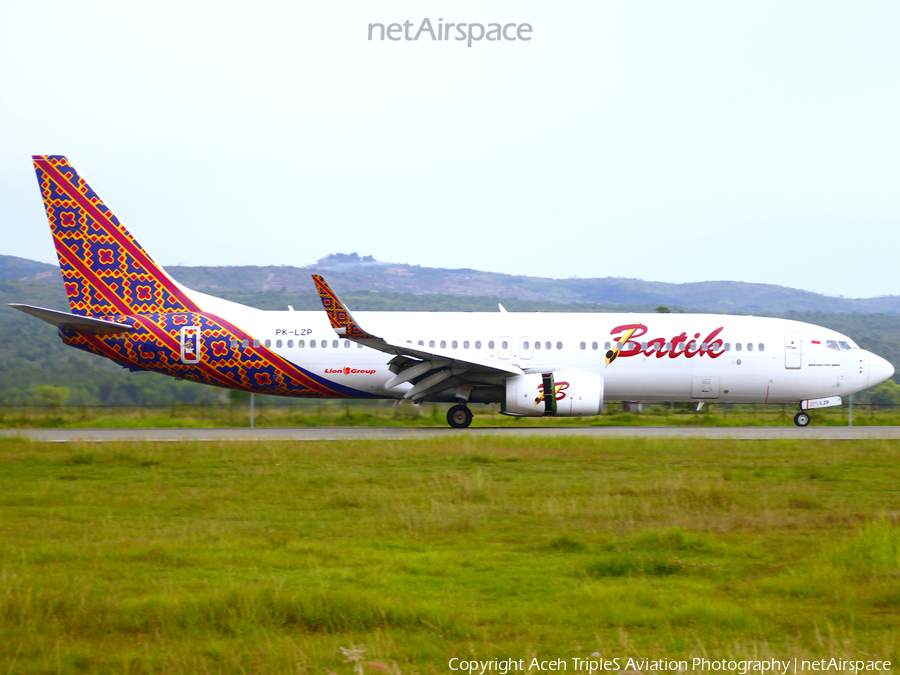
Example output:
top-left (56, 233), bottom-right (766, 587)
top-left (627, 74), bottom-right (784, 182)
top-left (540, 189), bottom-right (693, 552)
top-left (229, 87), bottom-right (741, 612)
top-left (1, 1), bottom-right (898, 298)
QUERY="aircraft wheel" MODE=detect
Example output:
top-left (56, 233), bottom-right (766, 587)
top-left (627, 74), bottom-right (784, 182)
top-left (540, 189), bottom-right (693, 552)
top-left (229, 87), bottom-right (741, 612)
top-left (793, 411), bottom-right (811, 428)
top-left (447, 404), bottom-right (473, 428)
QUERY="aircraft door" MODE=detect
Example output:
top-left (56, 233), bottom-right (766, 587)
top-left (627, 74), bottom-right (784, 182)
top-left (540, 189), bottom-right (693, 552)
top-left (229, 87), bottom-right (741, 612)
top-left (519, 336), bottom-right (533, 360)
top-left (498, 336), bottom-right (512, 360)
top-left (784, 331), bottom-right (801, 370)
top-left (180, 326), bottom-right (201, 364)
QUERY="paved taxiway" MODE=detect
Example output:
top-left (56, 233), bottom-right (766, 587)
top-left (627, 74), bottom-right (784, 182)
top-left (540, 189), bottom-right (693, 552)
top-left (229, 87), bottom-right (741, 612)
top-left (2, 427), bottom-right (900, 442)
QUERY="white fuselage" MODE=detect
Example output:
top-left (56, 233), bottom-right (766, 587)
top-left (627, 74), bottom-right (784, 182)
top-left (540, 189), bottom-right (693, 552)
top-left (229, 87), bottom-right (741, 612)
top-left (220, 309), bottom-right (893, 404)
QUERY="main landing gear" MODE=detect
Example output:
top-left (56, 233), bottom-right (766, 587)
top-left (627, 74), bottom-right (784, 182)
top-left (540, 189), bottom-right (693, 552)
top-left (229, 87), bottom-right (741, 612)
top-left (793, 411), bottom-right (811, 427)
top-left (447, 404), bottom-right (473, 428)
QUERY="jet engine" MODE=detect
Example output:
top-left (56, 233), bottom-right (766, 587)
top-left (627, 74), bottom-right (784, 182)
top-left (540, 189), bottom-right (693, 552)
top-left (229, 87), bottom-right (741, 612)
top-left (503, 371), bottom-right (603, 417)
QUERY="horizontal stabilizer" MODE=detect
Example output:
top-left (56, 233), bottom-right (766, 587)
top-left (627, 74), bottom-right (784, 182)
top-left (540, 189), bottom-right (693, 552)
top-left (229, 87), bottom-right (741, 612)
top-left (9, 304), bottom-right (133, 335)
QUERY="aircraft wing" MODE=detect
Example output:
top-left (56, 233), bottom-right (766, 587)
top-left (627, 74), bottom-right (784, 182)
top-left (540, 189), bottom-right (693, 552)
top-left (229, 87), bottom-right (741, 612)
top-left (312, 275), bottom-right (523, 400)
top-left (9, 304), bottom-right (134, 335)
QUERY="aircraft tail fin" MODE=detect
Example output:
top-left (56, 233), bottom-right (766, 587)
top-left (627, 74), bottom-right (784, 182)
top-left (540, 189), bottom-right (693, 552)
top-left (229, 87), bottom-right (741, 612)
top-left (32, 155), bottom-right (200, 316)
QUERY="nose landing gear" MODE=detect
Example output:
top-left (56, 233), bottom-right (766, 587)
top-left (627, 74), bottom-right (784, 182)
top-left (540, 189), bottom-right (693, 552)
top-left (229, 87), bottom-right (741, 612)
top-left (793, 411), bottom-right (811, 427)
top-left (447, 404), bottom-right (473, 428)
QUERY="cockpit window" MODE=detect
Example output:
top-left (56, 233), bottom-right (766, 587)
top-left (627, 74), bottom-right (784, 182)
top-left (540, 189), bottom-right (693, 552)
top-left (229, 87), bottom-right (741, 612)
top-left (839, 341), bottom-right (851, 351)
top-left (826, 340), bottom-right (840, 351)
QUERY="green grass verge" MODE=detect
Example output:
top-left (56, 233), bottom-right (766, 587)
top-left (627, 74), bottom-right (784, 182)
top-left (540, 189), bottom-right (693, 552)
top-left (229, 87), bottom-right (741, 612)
top-left (1, 437), bottom-right (899, 673)
top-left (1, 400), bottom-right (895, 428)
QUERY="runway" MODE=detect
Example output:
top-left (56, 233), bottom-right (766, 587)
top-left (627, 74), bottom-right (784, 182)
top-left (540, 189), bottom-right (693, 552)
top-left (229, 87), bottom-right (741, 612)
top-left (2, 426), bottom-right (900, 442)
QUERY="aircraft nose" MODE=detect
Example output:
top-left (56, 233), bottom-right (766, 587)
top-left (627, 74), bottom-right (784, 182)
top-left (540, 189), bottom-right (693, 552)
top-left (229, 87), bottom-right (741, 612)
top-left (868, 354), bottom-right (894, 387)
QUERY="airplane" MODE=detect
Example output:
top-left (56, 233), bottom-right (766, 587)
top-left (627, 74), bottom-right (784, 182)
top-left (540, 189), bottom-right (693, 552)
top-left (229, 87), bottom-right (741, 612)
top-left (10, 155), bottom-right (895, 428)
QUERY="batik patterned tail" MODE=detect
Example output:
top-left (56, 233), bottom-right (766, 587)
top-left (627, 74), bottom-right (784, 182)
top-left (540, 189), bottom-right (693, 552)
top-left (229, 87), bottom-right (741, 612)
top-left (32, 155), bottom-right (199, 316)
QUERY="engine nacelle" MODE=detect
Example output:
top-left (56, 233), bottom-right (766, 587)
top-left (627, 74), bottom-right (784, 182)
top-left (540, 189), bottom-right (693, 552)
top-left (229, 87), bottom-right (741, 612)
top-left (503, 371), bottom-right (604, 417)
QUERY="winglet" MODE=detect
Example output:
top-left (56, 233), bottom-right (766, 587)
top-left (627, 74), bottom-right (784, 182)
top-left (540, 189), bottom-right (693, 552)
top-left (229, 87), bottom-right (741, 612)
top-left (311, 275), bottom-right (379, 340)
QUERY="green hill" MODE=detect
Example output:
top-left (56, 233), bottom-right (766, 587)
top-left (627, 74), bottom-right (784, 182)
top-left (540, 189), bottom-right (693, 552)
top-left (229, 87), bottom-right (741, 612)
top-left (4, 253), bottom-right (900, 315)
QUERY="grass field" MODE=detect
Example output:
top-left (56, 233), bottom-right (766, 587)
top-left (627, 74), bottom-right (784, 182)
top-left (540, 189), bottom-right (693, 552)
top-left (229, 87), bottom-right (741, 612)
top-left (1, 436), bottom-right (899, 674)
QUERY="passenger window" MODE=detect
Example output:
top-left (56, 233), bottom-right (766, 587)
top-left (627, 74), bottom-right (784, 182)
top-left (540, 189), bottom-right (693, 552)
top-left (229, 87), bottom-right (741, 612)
top-left (700, 342), bottom-right (708, 352)
top-left (666, 342), bottom-right (672, 350)
top-left (535, 341), bottom-right (541, 350)
top-left (288, 340), bottom-right (294, 348)
top-left (725, 343), bottom-right (731, 351)
top-left (357, 343), bottom-right (363, 348)
top-left (463, 341), bottom-right (469, 349)
top-left (489, 341), bottom-right (495, 349)
top-left (641, 342), bottom-right (647, 350)
top-left (310, 340), bottom-right (316, 348)
top-left (264, 339), bottom-right (271, 348)
top-left (297, 340), bottom-right (304, 348)
top-left (556, 341), bottom-right (563, 350)
top-left (592, 342), bottom-right (598, 350)
top-left (253, 339), bottom-right (260, 348)
top-left (580, 341), bottom-right (586, 350)
top-left (523, 341), bottom-right (530, 350)
top-left (333, 340), bottom-right (339, 348)
top-left (452, 340), bottom-right (458, 349)
top-left (758, 343), bottom-right (764, 352)
top-left (501, 340), bottom-right (508, 349)
top-left (440, 340), bottom-right (447, 349)
top-left (736, 343), bottom-right (742, 352)
top-left (545, 341), bottom-right (551, 350)
top-left (321, 340), bottom-right (327, 349)
top-left (475, 341), bottom-right (482, 349)
top-left (605, 342), bottom-right (611, 350)
top-left (429, 340), bottom-right (435, 348)
top-left (242, 339), bottom-right (249, 348)
top-left (418, 340), bottom-right (424, 346)
top-left (231, 339), bottom-right (238, 349)
top-left (276, 339), bottom-right (282, 348)
top-left (344, 341), bottom-right (350, 348)
top-left (747, 343), bottom-right (753, 352)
